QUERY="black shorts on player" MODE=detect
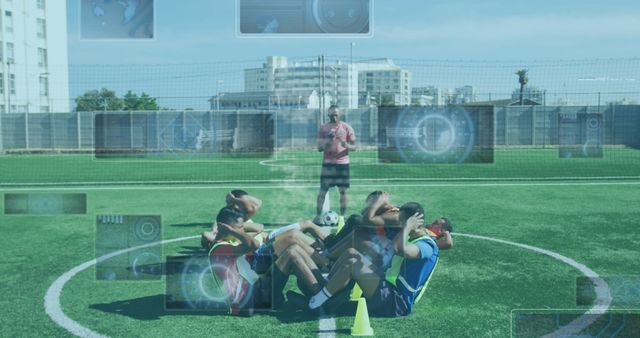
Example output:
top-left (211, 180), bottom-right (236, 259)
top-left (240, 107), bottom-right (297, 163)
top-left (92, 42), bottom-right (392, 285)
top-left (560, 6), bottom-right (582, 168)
top-left (320, 163), bottom-right (350, 189)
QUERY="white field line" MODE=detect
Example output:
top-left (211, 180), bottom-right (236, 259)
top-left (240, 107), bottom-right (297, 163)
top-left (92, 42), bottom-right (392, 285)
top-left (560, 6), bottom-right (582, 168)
top-left (454, 233), bottom-right (611, 337)
top-left (44, 233), bottom-right (611, 338)
top-left (44, 236), bottom-right (200, 338)
top-left (3, 181), bottom-right (640, 192)
top-left (3, 176), bottom-right (640, 187)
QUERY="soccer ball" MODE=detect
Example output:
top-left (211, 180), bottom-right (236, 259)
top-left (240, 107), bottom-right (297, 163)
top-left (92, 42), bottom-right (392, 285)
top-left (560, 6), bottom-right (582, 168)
top-left (322, 210), bottom-right (339, 227)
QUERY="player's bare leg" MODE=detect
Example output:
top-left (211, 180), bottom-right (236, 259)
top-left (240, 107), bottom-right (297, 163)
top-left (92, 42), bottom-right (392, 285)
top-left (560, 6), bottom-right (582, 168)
top-left (309, 248), bottom-right (381, 309)
top-left (273, 231), bottom-right (330, 267)
top-left (338, 186), bottom-right (348, 217)
top-left (275, 244), bottom-right (324, 295)
top-left (314, 188), bottom-right (329, 224)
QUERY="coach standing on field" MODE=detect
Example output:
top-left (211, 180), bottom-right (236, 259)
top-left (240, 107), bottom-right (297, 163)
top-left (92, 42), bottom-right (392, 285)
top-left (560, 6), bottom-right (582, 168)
top-left (314, 105), bottom-right (356, 227)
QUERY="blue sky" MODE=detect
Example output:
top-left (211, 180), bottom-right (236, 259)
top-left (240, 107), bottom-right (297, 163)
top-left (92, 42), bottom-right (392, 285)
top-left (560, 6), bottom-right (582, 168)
top-left (67, 0), bottom-right (640, 64)
top-left (65, 0), bottom-right (640, 109)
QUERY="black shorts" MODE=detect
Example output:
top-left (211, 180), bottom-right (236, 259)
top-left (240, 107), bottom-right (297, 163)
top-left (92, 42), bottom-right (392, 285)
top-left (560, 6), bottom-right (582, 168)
top-left (367, 280), bottom-right (410, 317)
top-left (251, 275), bottom-right (274, 310)
top-left (320, 163), bottom-right (350, 189)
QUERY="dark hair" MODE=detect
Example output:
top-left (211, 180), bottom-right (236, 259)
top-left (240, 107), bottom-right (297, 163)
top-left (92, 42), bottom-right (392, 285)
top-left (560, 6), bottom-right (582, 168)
top-left (328, 104), bottom-right (340, 112)
top-left (230, 189), bottom-right (248, 198)
top-left (216, 207), bottom-right (244, 226)
top-left (366, 190), bottom-right (384, 202)
top-left (441, 217), bottom-right (453, 233)
top-left (398, 202), bottom-right (424, 223)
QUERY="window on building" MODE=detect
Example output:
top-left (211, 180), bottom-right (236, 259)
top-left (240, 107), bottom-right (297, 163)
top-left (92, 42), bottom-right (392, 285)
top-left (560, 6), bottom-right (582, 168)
top-left (9, 73), bottom-right (16, 95)
top-left (6, 42), bottom-right (14, 63)
top-left (0, 44), bottom-right (3, 61)
top-left (38, 48), bottom-right (47, 67)
top-left (40, 76), bottom-right (49, 96)
top-left (40, 105), bottom-right (49, 112)
top-left (36, 18), bottom-right (46, 38)
top-left (0, 72), bottom-right (3, 94)
top-left (0, 105), bottom-right (4, 113)
top-left (5, 11), bottom-right (13, 33)
top-left (37, 0), bottom-right (45, 10)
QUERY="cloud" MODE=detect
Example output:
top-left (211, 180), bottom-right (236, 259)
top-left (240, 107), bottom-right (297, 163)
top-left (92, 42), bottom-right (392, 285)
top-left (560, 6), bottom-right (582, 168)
top-left (376, 14), bottom-right (640, 42)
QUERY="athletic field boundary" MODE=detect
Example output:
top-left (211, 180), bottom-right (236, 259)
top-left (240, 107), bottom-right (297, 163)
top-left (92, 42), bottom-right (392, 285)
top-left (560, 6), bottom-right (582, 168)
top-left (44, 233), bottom-right (611, 338)
top-left (2, 176), bottom-right (640, 188)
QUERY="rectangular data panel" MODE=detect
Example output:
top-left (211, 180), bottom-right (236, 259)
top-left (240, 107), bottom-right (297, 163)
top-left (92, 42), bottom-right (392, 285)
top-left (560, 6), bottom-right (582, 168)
top-left (95, 215), bottom-right (162, 281)
top-left (559, 113), bottom-right (604, 158)
top-left (94, 112), bottom-right (274, 159)
top-left (378, 106), bottom-right (494, 163)
top-left (4, 193), bottom-right (86, 215)
top-left (577, 276), bottom-right (640, 307)
top-left (80, 0), bottom-right (154, 39)
top-left (165, 254), bottom-right (273, 313)
top-left (238, 0), bottom-right (372, 36)
top-left (512, 311), bottom-right (640, 338)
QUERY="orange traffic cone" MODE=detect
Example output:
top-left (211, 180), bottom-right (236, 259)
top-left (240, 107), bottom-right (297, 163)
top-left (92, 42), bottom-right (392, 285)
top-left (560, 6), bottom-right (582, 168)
top-left (350, 283), bottom-right (363, 301)
top-left (351, 297), bottom-right (374, 336)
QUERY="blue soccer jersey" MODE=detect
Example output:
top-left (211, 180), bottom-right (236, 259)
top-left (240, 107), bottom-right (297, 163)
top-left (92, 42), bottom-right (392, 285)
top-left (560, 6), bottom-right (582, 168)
top-left (395, 237), bottom-right (439, 311)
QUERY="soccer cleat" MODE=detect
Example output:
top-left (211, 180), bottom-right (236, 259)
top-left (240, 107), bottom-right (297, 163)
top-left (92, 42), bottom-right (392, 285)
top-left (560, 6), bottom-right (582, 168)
top-left (286, 291), bottom-right (309, 309)
top-left (312, 215), bottom-right (324, 226)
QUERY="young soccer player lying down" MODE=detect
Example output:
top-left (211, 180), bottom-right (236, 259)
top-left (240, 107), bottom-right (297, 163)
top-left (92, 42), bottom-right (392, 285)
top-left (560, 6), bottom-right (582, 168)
top-left (207, 206), bottom-right (333, 311)
top-left (291, 202), bottom-right (453, 317)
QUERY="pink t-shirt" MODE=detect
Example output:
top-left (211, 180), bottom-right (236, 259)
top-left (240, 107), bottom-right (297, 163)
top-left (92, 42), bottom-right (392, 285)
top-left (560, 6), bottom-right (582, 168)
top-left (318, 122), bottom-right (356, 164)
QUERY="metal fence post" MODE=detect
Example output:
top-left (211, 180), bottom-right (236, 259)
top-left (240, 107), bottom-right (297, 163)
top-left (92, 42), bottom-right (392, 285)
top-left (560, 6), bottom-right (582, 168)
top-left (50, 112), bottom-right (55, 149)
top-left (25, 111), bottom-right (30, 150)
top-left (77, 112), bottom-right (81, 149)
top-left (0, 112), bottom-right (3, 152)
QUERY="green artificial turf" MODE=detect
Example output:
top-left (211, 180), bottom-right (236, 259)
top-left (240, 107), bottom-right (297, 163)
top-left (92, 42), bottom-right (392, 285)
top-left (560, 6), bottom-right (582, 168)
top-left (1, 148), bottom-right (639, 185)
top-left (1, 180), bottom-right (639, 337)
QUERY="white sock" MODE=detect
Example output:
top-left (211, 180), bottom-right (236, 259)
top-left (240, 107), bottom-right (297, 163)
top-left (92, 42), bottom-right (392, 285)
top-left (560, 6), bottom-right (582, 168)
top-left (267, 223), bottom-right (300, 241)
top-left (309, 287), bottom-right (332, 309)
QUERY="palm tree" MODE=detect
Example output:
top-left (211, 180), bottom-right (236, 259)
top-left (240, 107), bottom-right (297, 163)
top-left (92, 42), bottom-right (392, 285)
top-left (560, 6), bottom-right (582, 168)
top-left (516, 69), bottom-right (528, 105)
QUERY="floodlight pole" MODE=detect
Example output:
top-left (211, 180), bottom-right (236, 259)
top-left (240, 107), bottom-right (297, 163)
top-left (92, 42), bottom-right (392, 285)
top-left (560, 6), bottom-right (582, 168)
top-left (350, 42), bottom-right (356, 109)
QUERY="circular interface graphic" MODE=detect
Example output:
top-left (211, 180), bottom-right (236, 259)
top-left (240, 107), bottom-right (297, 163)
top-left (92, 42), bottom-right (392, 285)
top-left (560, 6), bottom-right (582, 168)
top-left (133, 217), bottom-right (161, 242)
top-left (313, 0), bottom-right (370, 33)
top-left (131, 252), bottom-right (162, 278)
top-left (180, 257), bottom-right (230, 309)
top-left (393, 107), bottom-right (475, 163)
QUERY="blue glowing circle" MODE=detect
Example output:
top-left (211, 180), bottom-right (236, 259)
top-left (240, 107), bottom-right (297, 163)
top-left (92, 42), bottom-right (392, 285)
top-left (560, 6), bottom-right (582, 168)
top-left (394, 107), bottom-right (475, 163)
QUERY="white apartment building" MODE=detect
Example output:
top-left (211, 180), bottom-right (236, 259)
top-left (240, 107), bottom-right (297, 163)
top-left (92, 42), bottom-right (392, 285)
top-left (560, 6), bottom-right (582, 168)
top-left (355, 58), bottom-right (411, 106)
top-left (412, 86), bottom-right (450, 106)
top-left (0, 0), bottom-right (69, 113)
top-left (245, 56), bottom-right (358, 109)
top-left (240, 56), bottom-right (412, 109)
top-left (453, 85), bottom-right (476, 104)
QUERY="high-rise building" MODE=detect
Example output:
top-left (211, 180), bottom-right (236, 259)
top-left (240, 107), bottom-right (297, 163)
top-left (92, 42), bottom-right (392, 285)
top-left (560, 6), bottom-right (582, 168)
top-left (245, 56), bottom-right (358, 109)
top-left (1, 0), bottom-right (69, 113)
top-left (355, 58), bottom-right (411, 106)
top-left (240, 56), bottom-right (412, 109)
